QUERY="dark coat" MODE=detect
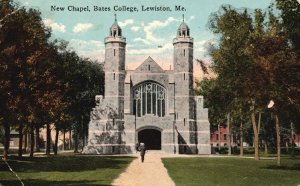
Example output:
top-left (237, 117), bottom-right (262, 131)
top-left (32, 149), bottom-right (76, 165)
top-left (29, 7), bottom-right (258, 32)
top-left (135, 143), bottom-right (140, 151)
top-left (140, 146), bottom-right (146, 156)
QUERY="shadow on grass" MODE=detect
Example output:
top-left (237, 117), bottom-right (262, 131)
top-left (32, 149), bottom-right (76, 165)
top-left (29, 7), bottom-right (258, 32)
top-left (262, 163), bottom-right (300, 171)
top-left (0, 179), bottom-right (110, 186)
top-left (0, 156), bottom-right (134, 173)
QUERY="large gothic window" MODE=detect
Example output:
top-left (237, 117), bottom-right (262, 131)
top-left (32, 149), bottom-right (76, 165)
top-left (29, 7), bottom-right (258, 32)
top-left (133, 82), bottom-right (166, 117)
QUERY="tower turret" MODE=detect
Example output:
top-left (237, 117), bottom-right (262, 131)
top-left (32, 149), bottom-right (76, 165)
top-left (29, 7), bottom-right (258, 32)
top-left (104, 15), bottom-right (126, 117)
top-left (177, 19), bottom-right (190, 37)
top-left (173, 15), bottom-right (194, 119)
top-left (110, 15), bottom-right (122, 37)
top-left (173, 15), bottom-right (196, 154)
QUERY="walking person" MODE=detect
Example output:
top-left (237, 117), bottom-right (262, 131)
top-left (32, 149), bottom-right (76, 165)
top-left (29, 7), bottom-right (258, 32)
top-left (135, 142), bottom-right (140, 153)
top-left (139, 143), bottom-right (146, 163)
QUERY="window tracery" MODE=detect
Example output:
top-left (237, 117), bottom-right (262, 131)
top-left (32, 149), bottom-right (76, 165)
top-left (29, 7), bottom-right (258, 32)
top-left (133, 82), bottom-right (166, 117)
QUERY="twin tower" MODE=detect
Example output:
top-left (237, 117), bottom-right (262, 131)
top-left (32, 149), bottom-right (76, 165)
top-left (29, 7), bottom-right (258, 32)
top-left (83, 16), bottom-right (211, 154)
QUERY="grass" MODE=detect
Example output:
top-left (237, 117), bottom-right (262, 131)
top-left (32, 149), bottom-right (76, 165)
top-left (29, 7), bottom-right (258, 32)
top-left (1, 153), bottom-right (299, 186)
top-left (213, 147), bottom-right (300, 156)
top-left (0, 148), bottom-right (20, 154)
top-left (0, 155), bottom-right (134, 186)
top-left (162, 157), bottom-right (300, 186)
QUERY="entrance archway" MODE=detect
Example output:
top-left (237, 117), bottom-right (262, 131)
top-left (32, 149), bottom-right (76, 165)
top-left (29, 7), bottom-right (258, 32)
top-left (138, 129), bottom-right (161, 150)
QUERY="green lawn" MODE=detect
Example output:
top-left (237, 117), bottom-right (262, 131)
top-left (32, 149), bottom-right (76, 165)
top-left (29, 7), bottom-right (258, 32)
top-left (0, 155), bottom-right (134, 186)
top-left (162, 157), bottom-right (300, 186)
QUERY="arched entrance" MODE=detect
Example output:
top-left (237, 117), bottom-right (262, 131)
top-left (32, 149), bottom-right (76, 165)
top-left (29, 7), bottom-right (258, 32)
top-left (138, 129), bottom-right (161, 150)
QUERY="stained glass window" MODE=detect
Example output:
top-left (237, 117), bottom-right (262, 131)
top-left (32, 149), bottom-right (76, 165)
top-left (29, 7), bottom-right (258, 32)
top-left (133, 82), bottom-right (166, 117)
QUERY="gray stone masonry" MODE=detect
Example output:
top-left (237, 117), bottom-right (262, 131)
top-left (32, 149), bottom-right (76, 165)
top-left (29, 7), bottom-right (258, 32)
top-left (82, 18), bottom-right (211, 155)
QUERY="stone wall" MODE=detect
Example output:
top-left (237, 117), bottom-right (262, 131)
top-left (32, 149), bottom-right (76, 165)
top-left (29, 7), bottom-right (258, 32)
top-left (195, 96), bottom-right (211, 154)
top-left (83, 21), bottom-right (211, 155)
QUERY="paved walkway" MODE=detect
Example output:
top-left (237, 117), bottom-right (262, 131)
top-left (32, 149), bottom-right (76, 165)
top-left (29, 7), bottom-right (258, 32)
top-left (112, 152), bottom-right (177, 186)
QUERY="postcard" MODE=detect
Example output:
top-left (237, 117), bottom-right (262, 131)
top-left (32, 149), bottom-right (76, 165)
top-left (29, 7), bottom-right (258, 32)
top-left (1, 0), bottom-right (299, 185)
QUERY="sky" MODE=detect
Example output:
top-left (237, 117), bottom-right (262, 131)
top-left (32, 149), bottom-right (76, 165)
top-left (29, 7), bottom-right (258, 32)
top-left (18, 0), bottom-right (274, 79)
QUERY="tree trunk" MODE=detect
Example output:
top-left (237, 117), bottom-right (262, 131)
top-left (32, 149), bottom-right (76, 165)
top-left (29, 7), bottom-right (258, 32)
top-left (257, 112), bottom-right (262, 134)
top-left (26, 132), bottom-right (30, 152)
top-left (69, 129), bottom-right (72, 150)
top-left (30, 125), bottom-right (35, 158)
top-left (63, 128), bottom-right (66, 151)
top-left (35, 126), bottom-right (40, 152)
top-left (227, 113), bottom-right (231, 155)
top-left (250, 104), bottom-right (259, 160)
top-left (257, 112), bottom-right (262, 148)
top-left (82, 136), bottom-right (85, 152)
top-left (264, 140), bottom-right (268, 155)
top-left (54, 128), bottom-right (59, 155)
top-left (239, 108), bottom-right (243, 156)
top-left (74, 131), bottom-right (78, 153)
top-left (275, 114), bottom-right (281, 166)
top-left (291, 122), bottom-right (295, 157)
top-left (18, 123), bottom-right (24, 157)
top-left (3, 122), bottom-right (10, 160)
top-left (82, 129), bottom-right (87, 152)
top-left (24, 130), bottom-right (27, 152)
top-left (46, 123), bottom-right (51, 155)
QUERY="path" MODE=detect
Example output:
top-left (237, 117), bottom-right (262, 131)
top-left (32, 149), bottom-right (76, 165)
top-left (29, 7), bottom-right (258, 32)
top-left (112, 152), bottom-right (177, 186)
top-left (111, 152), bottom-right (275, 186)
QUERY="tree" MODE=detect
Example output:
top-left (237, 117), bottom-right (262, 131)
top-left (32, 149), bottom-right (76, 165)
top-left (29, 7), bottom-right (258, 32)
top-left (67, 59), bottom-right (104, 153)
top-left (48, 42), bottom-right (104, 154)
top-left (276, 0), bottom-right (300, 56)
top-left (247, 10), bottom-right (299, 165)
top-left (204, 5), bottom-right (299, 164)
top-left (0, 0), bottom-right (71, 158)
top-left (0, 0), bottom-right (19, 160)
top-left (207, 5), bottom-right (255, 157)
top-left (275, 0), bottom-right (300, 133)
top-left (0, 1), bottom-right (51, 159)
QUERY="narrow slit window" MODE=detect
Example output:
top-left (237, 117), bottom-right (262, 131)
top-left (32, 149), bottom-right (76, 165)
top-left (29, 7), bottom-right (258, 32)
top-left (184, 73), bottom-right (185, 80)
top-left (184, 118), bottom-right (186, 126)
top-left (114, 49), bottom-right (116, 56)
top-left (113, 73), bottom-right (115, 80)
top-left (184, 49), bottom-right (185, 56)
top-left (148, 65), bottom-right (150, 71)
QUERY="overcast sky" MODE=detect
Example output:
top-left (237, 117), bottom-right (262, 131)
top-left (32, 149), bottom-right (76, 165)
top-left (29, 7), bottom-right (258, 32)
top-left (18, 0), bottom-right (274, 78)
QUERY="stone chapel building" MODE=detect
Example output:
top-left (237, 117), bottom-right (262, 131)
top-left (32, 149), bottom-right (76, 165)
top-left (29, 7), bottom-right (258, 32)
top-left (83, 17), bottom-right (211, 154)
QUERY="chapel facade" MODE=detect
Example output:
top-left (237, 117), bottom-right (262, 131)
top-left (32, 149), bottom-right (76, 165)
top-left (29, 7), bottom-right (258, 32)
top-left (82, 17), bottom-right (211, 154)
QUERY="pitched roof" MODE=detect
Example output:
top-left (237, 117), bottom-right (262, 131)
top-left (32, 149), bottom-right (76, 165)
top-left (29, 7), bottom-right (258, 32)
top-left (135, 56), bottom-right (164, 73)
